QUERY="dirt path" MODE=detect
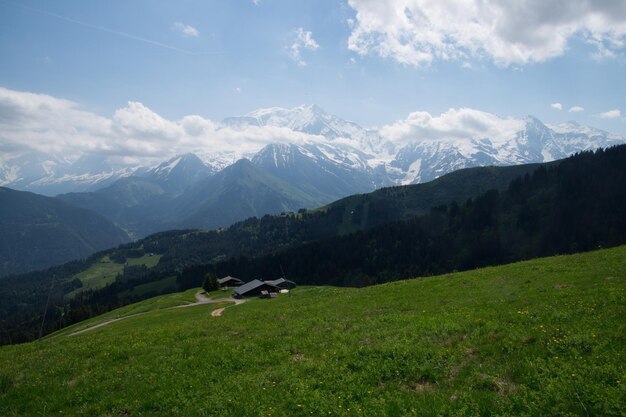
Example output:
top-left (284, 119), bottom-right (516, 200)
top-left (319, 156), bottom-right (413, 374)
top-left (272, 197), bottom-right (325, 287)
top-left (211, 298), bottom-right (247, 317)
top-left (69, 315), bottom-right (146, 336)
top-left (68, 291), bottom-right (246, 336)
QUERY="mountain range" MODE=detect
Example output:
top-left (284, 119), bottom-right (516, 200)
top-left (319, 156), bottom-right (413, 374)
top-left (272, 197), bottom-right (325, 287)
top-left (3, 105), bottom-right (623, 195)
top-left (2, 105), bottom-right (624, 239)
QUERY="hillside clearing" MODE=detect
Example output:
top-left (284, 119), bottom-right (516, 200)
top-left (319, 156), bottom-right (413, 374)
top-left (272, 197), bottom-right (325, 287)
top-left (65, 254), bottom-right (162, 297)
top-left (1, 247), bottom-right (625, 416)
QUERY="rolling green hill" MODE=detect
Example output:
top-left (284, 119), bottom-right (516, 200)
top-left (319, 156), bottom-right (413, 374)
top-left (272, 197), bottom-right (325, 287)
top-left (65, 253), bottom-right (163, 297)
top-left (0, 247), bottom-right (624, 416)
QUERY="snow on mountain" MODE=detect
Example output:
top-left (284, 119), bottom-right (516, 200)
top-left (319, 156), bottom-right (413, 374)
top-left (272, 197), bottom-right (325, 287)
top-left (223, 104), bottom-right (384, 153)
top-left (250, 143), bottom-right (388, 202)
top-left (385, 116), bottom-right (625, 185)
top-left (1, 105), bottom-right (624, 196)
top-left (142, 153), bottom-right (213, 195)
top-left (0, 151), bottom-right (138, 196)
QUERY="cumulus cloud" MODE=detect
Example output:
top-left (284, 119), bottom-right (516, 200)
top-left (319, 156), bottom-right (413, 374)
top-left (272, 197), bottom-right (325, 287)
top-left (0, 87), bottom-right (326, 165)
top-left (568, 106), bottom-right (585, 113)
top-left (380, 108), bottom-right (525, 144)
top-left (597, 109), bottom-right (622, 119)
top-left (551, 103), bottom-right (562, 110)
top-left (346, 0), bottom-right (626, 66)
top-left (288, 28), bottom-right (320, 66)
top-left (173, 22), bottom-right (199, 38)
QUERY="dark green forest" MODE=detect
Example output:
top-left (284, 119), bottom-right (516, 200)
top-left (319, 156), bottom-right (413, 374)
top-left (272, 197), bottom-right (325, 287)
top-left (185, 146), bottom-right (626, 287)
top-left (0, 147), bottom-right (624, 344)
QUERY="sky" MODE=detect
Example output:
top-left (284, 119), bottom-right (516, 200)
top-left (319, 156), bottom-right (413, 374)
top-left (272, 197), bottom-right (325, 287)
top-left (0, 0), bottom-right (625, 163)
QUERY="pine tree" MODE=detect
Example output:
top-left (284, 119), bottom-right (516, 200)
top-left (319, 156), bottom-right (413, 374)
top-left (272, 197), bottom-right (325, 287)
top-left (202, 272), bottom-right (218, 293)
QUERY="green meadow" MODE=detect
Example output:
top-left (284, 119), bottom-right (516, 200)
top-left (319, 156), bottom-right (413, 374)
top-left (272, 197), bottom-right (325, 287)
top-left (66, 254), bottom-right (162, 297)
top-left (1, 247), bottom-right (624, 416)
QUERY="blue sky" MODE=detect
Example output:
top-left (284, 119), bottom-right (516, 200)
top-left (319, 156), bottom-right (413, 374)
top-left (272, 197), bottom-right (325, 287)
top-left (0, 0), bottom-right (624, 144)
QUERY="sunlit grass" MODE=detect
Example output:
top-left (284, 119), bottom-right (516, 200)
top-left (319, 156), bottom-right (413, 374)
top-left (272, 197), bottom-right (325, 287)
top-left (1, 247), bottom-right (624, 416)
top-left (66, 254), bottom-right (163, 297)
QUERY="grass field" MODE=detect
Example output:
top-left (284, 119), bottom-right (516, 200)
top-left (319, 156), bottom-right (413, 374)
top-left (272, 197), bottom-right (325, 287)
top-left (66, 254), bottom-right (163, 297)
top-left (1, 247), bottom-right (625, 416)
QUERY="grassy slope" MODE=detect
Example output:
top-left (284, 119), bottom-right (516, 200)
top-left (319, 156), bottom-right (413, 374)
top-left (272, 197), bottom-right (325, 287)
top-left (66, 254), bottom-right (162, 297)
top-left (47, 288), bottom-right (202, 337)
top-left (1, 247), bottom-right (625, 416)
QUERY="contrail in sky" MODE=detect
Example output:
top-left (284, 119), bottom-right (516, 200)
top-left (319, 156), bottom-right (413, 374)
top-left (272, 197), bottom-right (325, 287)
top-left (3, 0), bottom-right (213, 57)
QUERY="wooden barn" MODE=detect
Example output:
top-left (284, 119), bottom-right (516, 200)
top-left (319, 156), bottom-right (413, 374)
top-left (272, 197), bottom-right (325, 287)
top-left (232, 279), bottom-right (279, 299)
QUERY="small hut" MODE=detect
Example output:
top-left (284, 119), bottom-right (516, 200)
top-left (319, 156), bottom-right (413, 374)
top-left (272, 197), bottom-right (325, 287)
top-left (217, 275), bottom-right (244, 288)
top-left (264, 278), bottom-right (296, 289)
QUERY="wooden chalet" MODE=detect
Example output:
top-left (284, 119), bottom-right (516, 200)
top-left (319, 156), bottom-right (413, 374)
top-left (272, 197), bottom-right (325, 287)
top-left (232, 279), bottom-right (279, 299)
top-left (264, 278), bottom-right (296, 289)
top-left (217, 275), bottom-right (244, 288)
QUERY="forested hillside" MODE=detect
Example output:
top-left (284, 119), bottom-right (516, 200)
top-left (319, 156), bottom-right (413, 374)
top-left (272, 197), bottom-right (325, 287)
top-left (187, 146), bottom-right (626, 286)
top-left (0, 187), bottom-right (130, 277)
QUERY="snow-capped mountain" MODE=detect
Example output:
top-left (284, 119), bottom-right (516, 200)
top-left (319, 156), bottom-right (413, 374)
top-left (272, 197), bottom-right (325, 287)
top-left (223, 104), bottom-right (384, 153)
top-left (0, 151), bottom-right (139, 196)
top-left (142, 153), bottom-right (213, 195)
top-left (384, 116), bottom-right (625, 184)
top-left (223, 106), bottom-right (625, 187)
top-left (1, 105), bottom-right (624, 198)
top-left (250, 143), bottom-right (385, 202)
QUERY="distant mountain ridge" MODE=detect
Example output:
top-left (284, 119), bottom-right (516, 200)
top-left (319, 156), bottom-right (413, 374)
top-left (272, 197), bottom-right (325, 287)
top-left (0, 187), bottom-right (130, 276)
top-left (4, 105), bottom-right (622, 198)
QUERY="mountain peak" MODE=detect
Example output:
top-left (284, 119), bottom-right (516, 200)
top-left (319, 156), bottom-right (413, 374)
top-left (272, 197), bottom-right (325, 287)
top-left (144, 152), bottom-right (211, 194)
top-left (245, 104), bottom-right (326, 119)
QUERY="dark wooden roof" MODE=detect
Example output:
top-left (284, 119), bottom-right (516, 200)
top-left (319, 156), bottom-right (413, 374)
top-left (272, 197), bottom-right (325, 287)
top-left (264, 278), bottom-right (296, 288)
top-left (218, 275), bottom-right (243, 285)
top-left (233, 279), bottom-right (278, 297)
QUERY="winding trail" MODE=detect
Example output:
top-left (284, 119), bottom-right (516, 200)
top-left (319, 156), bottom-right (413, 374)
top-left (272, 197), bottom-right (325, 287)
top-left (211, 298), bottom-right (247, 317)
top-left (68, 291), bottom-right (247, 336)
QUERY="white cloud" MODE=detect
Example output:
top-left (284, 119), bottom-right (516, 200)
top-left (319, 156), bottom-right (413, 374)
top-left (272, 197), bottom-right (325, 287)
top-left (597, 109), bottom-right (622, 119)
top-left (568, 106), bottom-right (585, 113)
top-left (173, 22), bottom-right (199, 38)
top-left (551, 103), bottom-right (562, 110)
top-left (0, 87), bottom-right (326, 164)
top-left (347, 0), bottom-right (626, 67)
top-left (380, 108), bottom-right (525, 144)
top-left (252, 0), bottom-right (261, 5)
top-left (288, 28), bottom-right (320, 66)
